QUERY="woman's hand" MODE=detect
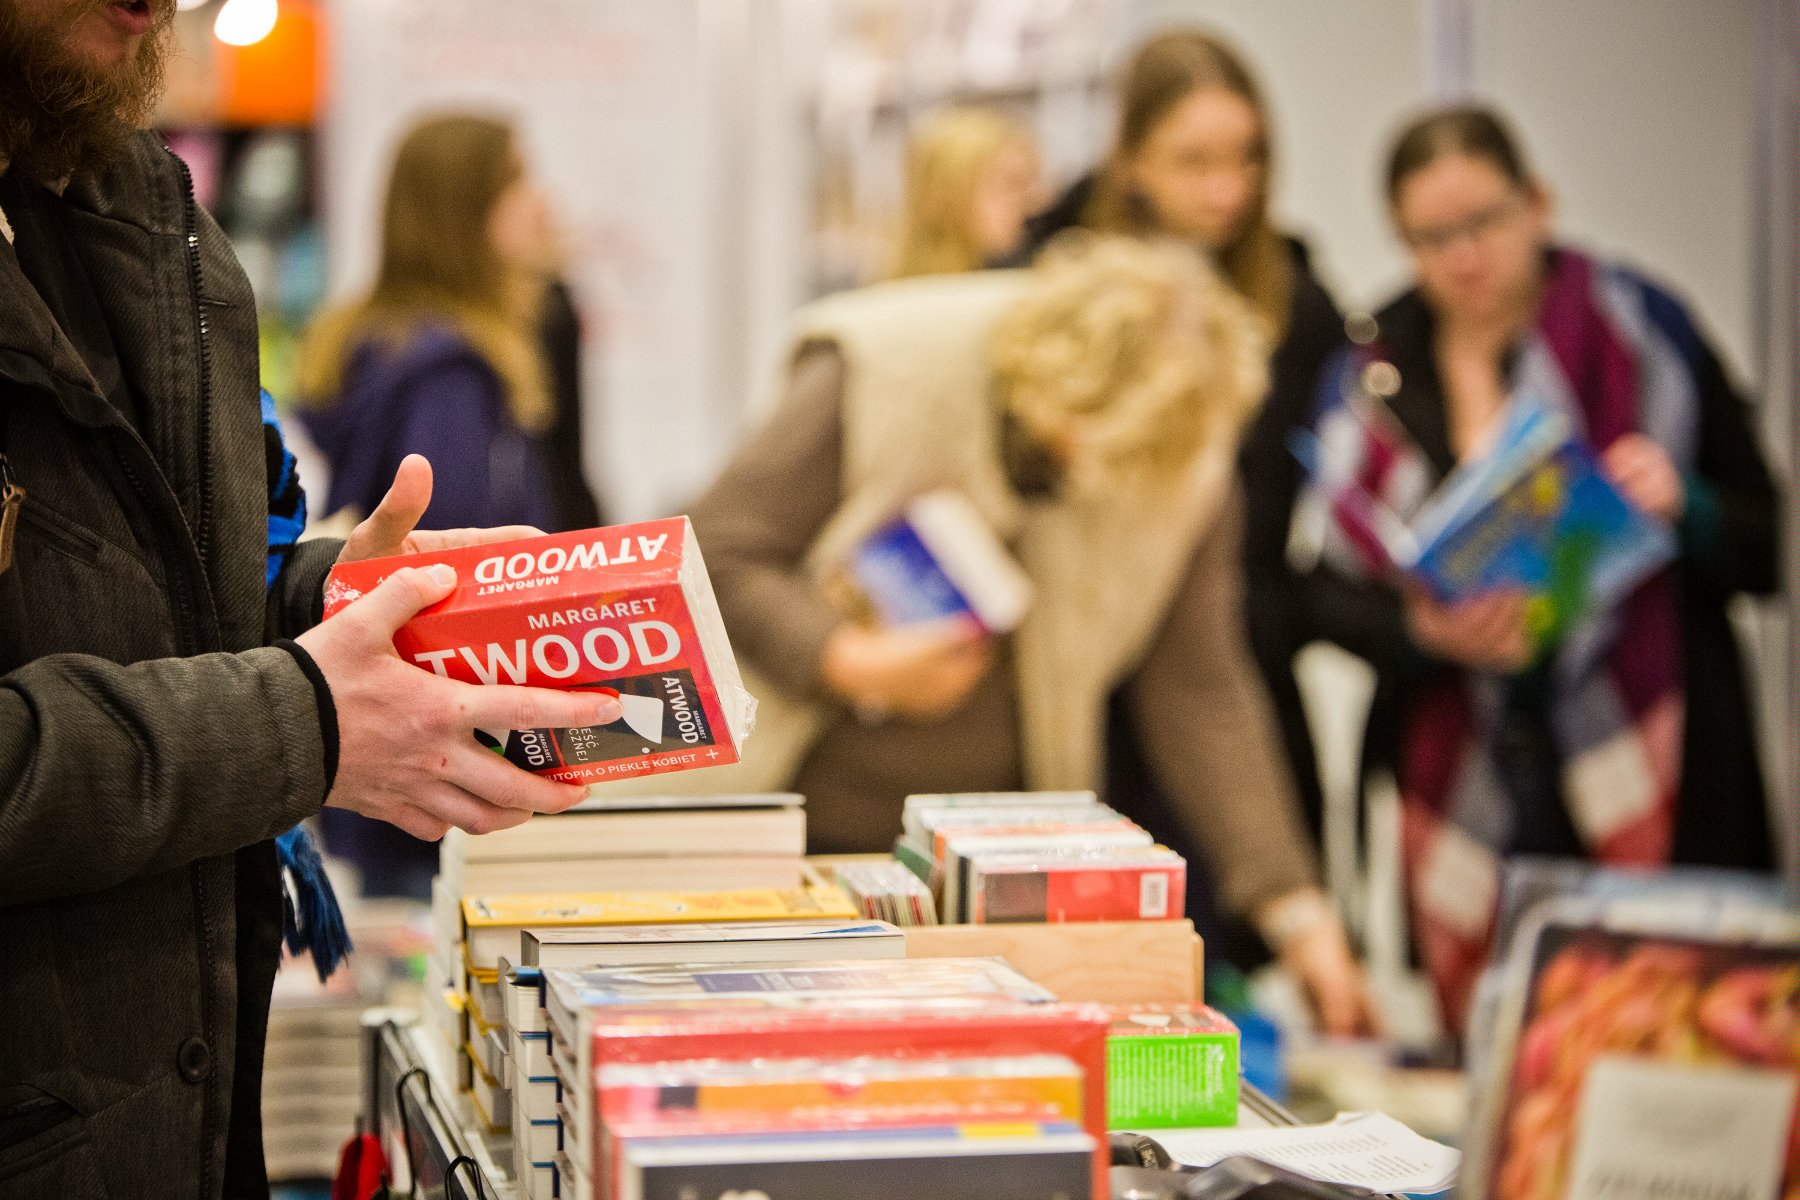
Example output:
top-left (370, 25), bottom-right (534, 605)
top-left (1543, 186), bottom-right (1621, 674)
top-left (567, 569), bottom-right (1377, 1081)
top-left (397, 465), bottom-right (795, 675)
top-left (819, 619), bottom-right (994, 719)
top-left (1403, 583), bottom-right (1532, 672)
top-left (1601, 433), bottom-right (1685, 523)
top-left (1259, 889), bottom-right (1380, 1038)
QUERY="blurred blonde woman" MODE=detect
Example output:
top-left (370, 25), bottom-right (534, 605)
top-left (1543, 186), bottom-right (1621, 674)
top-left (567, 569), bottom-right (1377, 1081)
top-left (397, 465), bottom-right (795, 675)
top-left (692, 235), bottom-right (1374, 1035)
top-left (889, 105), bottom-right (1044, 278)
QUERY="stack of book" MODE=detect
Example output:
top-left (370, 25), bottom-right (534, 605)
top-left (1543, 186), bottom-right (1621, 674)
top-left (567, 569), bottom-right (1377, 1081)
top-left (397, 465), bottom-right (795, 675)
top-left (503, 920), bottom-right (905, 1199)
top-left (264, 894), bottom-right (433, 1184)
top-left (543, 957), bottom-right (1110, 1200)
top-left (830, 858), bottom-right (940, 926)
top-left (896, 793), bottom-right (1188, 925)
top-left (422, 794), bottom-right (812, 1134)
top-left (261, 971), bottom-right (364, 1183)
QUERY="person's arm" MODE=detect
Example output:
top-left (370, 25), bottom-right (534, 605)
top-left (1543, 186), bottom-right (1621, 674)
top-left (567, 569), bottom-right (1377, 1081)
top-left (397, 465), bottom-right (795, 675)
top-left (0, 646), bottom-right (331, 906)
top-left (1122, 485), bottom-right (1321, 919)
top-left (1676, 332), bottom-right (1779, 598)
top-left (1123, 485), bottom-right (1374, 1035)
top-left (688, 343), bottom-right (851, 697)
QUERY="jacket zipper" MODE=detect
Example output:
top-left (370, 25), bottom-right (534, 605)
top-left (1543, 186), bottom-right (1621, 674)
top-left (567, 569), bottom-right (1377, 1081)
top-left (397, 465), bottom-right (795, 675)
top-left (167, 147), bottom-right (224, 1191)
top-left (172, 150), bottom-right (217, 572)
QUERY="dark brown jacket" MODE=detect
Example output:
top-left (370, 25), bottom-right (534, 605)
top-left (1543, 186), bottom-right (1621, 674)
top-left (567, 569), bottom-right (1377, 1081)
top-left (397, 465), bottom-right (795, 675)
top-left (0, 133), bottom-right (340, 1198)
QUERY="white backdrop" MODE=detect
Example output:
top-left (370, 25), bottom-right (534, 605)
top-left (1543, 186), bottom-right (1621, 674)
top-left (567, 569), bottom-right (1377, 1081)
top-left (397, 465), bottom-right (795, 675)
top-left (323, 0), bottom-right (716, 521)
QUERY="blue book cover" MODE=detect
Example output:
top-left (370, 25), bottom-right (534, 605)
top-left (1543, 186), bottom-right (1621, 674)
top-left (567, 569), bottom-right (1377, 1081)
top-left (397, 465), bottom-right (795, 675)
top-left (842, 491), bottom-right (1032, 633)
top-left (1405, 398), bottom-right (1674, 649)
top-left (848, 516), bottom-right (981, 627)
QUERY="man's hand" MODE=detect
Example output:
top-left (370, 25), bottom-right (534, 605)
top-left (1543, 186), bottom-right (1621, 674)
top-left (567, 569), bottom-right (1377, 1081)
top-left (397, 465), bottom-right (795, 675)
top-left (1601, 433), bottom-right (1684, 523)
top-left (297, 564), bottom-right (623, 840)
top-left (335, 454), bottom-right (544, 565)
top-left (1403, 583), bottom-right (1532, 673)
top-left (819, 620), bottom-right (994, 719)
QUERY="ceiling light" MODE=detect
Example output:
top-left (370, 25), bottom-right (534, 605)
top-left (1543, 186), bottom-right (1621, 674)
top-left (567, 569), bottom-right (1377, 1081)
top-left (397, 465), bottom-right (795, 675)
top-left (214, 0), bottom-right (278, 47)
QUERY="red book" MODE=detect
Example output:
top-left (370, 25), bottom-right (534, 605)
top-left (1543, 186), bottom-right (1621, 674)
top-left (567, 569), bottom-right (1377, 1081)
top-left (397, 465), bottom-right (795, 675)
top-left (323, 519), bottom-right (749, 787)
top-left (971, 847), bottom-right (1188, 923)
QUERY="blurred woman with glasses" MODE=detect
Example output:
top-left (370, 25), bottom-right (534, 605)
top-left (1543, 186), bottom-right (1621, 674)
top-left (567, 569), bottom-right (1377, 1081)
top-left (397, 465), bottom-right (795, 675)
top-left (1290, 106), bottom-right (1779, 1029)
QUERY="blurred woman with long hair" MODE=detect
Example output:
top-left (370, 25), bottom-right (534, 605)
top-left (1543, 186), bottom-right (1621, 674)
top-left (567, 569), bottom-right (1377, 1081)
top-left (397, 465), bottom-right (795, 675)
top-left (1017, 29), bottom-right (1346, 966)
top-left (301, 113), bottom-right (559, 536)
top-left (299, 113), bottom-right (563, 895)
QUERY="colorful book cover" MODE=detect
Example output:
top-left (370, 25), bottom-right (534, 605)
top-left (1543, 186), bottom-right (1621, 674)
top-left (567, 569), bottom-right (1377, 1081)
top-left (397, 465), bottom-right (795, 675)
top-left (466, 886), bottom-right (857, 931)
top-left (586, 1003), bottom-right (1113, 1200)
top-left (1295, 394), bottom-right (1674, 654)
top-left (1106, 1005), bottom-right (1239, 1129)
top-left (323, 519), bottom-right (751, 786)
top-left (548, 957), bottom-right (1054, 1010)
top-left (462, 886), bottom-right (859, 972)
top-left (597, 1053), bottom-right (1083, 1128)
top-left (838, 490), bottom-right (1032, 634)
top-left (611, 1122), bottom-right (1095, 1200)
top-left (1467, 912), bottom-right (1799, 1200)
top-left (972, 849), bottom-right (1187, 924)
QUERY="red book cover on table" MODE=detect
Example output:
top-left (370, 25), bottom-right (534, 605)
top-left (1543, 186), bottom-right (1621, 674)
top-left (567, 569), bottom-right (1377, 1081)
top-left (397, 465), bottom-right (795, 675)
top-left (322, 519), bottom-right (750, 787)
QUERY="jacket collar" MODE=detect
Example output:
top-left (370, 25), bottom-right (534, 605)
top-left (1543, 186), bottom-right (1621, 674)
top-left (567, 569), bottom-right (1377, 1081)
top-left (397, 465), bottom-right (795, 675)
top-left (0, 134), bottom-right (188, 426)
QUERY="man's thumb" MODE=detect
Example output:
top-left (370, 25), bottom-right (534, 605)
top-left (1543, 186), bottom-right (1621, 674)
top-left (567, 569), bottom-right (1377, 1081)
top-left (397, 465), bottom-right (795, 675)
top-left (354, 564), bottom-right (457, 639)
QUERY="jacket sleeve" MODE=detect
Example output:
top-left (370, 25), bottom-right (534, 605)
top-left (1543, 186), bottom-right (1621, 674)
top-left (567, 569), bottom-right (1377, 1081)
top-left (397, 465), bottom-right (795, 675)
top-left (1121, 485), bottom-right (1323, 919)
top-left (1676, 329), bottom-right (1780, 599)
top-left (266, 536), bottom-right (343, 641)
top-left (688, 343), bottom-right (849, 697)
top-left (0, 646), bottom-right (331, 906)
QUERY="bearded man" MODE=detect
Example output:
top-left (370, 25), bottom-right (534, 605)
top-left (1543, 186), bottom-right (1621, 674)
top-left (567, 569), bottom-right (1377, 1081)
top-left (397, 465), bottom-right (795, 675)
top-left (0, 4), bottom-right (619, 1195)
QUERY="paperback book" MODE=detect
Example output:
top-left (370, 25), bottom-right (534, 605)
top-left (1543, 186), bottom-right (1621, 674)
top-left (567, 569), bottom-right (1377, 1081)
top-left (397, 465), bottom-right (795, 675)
top-left (324, 518), bottom-right (753, 787)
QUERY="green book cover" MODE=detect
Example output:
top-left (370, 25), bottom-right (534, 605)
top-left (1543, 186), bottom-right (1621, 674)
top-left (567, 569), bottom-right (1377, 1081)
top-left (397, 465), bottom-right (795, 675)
top-left (1106, 1006), bottom-right (1239, 1129)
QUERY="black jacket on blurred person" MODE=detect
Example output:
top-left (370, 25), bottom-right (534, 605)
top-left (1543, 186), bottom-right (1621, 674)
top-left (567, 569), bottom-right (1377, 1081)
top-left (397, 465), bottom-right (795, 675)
top-left (1014, 177), bottom-right (1343, 967)
top-left (538, 278), bottom-right (603, 531)
top-left (1290, 281), bottom-right (1778, 874)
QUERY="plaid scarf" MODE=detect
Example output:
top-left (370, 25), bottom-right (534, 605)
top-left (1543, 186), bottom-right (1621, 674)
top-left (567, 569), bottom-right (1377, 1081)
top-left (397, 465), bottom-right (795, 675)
top-left (1300, 249), bottom-right (1696, 1030)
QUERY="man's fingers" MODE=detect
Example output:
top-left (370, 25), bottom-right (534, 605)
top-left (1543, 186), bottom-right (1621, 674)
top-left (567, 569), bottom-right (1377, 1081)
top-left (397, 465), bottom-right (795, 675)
top-left (447, 745), bottom-right (588, 814)
top-left (457, 684), bottom-right (624, 734)
top-left (415, 781), bottom-right (536, 837)
top-left (347, 565), bottom-right (458, 639)
top-left (351, 454), bottom-right (435, 558)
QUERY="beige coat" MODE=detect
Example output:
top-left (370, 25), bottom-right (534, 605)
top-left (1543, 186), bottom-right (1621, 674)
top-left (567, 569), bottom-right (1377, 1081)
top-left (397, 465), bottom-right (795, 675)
top-left (659, 272), bottom-right (1318, 915)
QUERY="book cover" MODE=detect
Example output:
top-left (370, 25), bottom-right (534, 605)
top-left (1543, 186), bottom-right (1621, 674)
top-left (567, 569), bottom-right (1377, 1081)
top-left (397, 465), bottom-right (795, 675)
top-left (971, 847), bottom-right (1187, 924)
top-left (462, 885), bottom-right (860, 971)
top-left (1106, 1005), bottom-right (1239, 1128)
top-left (547, 957), bottom-right (1054, 1010)
top-left (598, 1053), bottom-right (1083, 1129)
top-left (1295, 395), bottom-right (1674, 655)
top-left (836, 490), bottom-right (1033, 634)
top-left (1468, 910), bottom-right (1799, 1200)
top-left (323, 519), bottom-right (752, 787)
top-left (613, 1123), bottom-right (1095, 1200)
top-left (523, 920), bottom-right (905, 969)
top-left (585, 1006), bottom-right (1111, 1199)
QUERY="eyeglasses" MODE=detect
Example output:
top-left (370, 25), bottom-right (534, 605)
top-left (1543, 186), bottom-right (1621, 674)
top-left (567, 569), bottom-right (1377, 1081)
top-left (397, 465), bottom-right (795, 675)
top-left (1400, 193), bottom-right (1525, 254)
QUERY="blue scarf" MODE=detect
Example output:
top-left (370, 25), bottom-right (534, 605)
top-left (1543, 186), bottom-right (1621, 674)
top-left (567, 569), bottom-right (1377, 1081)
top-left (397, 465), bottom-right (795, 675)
top-left (264, 388), bottom-right (353, 982)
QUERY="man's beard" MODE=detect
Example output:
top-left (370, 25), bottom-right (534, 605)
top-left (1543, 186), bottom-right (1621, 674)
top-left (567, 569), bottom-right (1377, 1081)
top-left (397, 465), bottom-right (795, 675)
top-left (0, 0), bottom-right (175, 182)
